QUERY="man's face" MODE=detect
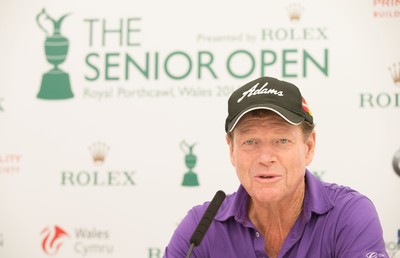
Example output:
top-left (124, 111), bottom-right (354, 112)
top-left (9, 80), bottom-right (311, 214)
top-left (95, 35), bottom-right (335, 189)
top-left (226, 112), bottom-right (315, 204)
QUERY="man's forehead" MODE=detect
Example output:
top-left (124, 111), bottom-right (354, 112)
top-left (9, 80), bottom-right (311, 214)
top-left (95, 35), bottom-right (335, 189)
top-left (239, 110), bottom-right (289, 124)
top-left (235, 112), bottom-right (294, 131)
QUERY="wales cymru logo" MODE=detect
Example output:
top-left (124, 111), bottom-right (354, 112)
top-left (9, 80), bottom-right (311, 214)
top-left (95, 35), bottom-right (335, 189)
top-left (41, 225), bottom-right (69, 255)
top-left (36, 9), bottom-right (73, 100)
top-left (180, 140), bottom-right (199, 186)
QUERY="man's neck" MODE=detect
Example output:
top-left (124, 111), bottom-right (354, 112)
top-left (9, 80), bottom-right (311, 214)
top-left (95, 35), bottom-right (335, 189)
top-left (247, 183), bottom-right (305, 258)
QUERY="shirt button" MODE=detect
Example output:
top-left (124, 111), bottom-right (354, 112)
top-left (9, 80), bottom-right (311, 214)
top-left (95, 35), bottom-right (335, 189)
top-left (255, 232), bottom-right (260, 238)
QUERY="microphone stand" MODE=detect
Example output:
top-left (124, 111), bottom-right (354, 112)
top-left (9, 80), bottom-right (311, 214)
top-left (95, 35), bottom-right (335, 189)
top-left (184, 190), bottom-right (226, 258)
top-left (186, 243), bottom-right (195, 258)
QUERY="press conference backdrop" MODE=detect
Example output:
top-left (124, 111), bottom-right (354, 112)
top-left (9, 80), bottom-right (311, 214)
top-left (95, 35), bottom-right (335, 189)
top-left (0, 0), bottom-right (399, 257)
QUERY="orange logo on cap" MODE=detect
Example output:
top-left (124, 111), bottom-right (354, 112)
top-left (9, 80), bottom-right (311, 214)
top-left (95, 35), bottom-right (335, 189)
top-left (302, 98), bottom-right (312, 116)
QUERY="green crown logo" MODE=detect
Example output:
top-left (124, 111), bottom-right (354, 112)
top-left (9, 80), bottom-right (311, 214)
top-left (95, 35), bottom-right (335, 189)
top-left (36, 9), bottom-right (73, 100)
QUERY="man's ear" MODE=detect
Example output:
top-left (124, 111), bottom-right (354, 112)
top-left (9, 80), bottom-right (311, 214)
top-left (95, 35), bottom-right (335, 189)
top-left (226, 134), bottom-right (236, 166)
top-left (305, 130), bottom-right (316, 166)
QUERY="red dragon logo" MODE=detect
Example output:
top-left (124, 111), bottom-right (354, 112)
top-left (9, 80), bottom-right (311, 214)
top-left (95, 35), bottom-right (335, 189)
top-left (41, 225), bottom-right (69, 255)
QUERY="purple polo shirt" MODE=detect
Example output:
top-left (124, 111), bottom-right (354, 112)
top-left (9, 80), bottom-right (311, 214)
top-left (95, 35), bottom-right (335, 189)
top-left (164, 170), bottom-right (388, 258)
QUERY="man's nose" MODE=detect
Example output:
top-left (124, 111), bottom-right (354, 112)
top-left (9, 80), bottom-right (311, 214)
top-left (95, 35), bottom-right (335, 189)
top-left (257, 143), bottom-right (277, 165)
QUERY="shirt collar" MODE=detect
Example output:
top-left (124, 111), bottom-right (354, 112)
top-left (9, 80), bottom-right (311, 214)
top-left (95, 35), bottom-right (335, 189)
top-left (214, 170), bottom-right (334, 223)
top-left (303, 170), bottom-right (334, 216)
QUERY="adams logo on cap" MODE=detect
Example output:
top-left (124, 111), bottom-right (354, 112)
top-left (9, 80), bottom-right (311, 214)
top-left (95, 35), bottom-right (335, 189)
top-left (237, 82), bottom-right (284, 103)
top-left (225, 77), bottom-right (314, 132)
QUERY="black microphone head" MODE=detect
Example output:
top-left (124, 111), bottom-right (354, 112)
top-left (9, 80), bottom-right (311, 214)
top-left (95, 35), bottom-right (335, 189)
top-left (189, 190), bottom-right (226, 246)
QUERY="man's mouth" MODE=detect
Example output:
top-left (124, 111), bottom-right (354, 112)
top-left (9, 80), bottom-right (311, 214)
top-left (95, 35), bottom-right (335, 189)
top-left (259, 175), bottom-right (275, 179)
top-left (255, 174), bottom-right (282, 182)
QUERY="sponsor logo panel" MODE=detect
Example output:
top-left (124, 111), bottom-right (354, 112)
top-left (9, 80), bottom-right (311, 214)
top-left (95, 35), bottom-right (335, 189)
top-left (41, 225), bottom-right (114, 256)
top-left (35, 5), bottom-right (330, 102)
top-left (61, 142), bottom-right (136, 187)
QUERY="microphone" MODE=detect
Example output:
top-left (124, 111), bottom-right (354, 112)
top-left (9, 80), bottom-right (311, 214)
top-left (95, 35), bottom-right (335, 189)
top-left (186, 190), bottom-right (226, 258)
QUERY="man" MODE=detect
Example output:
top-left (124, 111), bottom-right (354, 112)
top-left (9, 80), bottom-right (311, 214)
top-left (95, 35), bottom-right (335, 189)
top-left (164, 77), bottom-right (388, 258)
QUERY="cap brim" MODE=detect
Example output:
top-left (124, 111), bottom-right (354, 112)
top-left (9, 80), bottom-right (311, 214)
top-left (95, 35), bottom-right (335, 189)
top-left (227, 104), bottom-right (305, 132)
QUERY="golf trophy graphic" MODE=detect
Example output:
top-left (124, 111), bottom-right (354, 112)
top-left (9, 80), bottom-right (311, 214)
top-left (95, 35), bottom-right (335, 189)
top-left (36, 9), bottom-right (73, 99)
top-left (180, 140), bottom-right (199, 186)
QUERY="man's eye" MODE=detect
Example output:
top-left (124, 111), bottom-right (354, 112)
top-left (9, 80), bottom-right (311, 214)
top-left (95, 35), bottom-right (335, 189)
top-left (279, 139), bottom-right (289, 144)
top-left (244, 139), bottom-right (255, 145)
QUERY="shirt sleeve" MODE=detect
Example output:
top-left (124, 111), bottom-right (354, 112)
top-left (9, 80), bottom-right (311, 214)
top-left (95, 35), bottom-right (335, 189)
top-left (163, 206), bottom-right (203, 258)
top-left (334, 194), bottom-right (388, 258)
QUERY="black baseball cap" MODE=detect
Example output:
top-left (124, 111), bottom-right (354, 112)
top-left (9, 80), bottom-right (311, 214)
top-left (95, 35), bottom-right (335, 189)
top-left (225, 77), bottom-right (313, 132)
